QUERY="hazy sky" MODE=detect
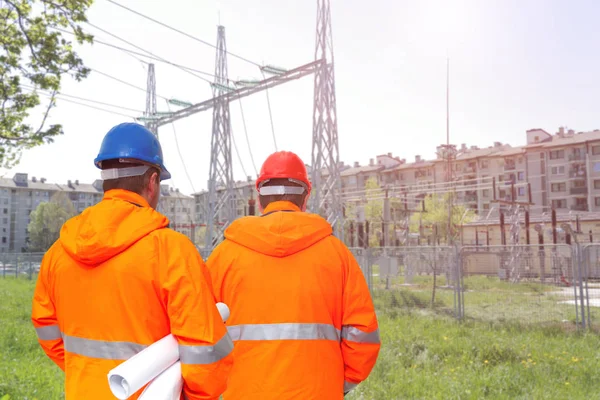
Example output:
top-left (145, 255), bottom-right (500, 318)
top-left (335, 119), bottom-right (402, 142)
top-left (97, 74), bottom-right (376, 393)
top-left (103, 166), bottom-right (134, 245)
top-left (2, 0), bottom-right (599, 195)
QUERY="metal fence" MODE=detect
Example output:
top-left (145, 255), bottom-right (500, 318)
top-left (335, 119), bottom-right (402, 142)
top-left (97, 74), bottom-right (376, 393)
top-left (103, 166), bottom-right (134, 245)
top-left (0, 252), bottom-right (44, 280)
top-left (351, 244), bottom-right (598, 331)
top-left (4, 244), bottom-right (599, 330)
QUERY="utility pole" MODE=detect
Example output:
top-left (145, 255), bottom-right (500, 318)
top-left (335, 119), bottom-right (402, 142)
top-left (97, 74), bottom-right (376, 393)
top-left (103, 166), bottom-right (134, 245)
top-left (205, 26), bottom-right (235, 253)
top-left (144, 63), bottom-right (158, 137)
top-left (310, 0), bottom-right (344, 240)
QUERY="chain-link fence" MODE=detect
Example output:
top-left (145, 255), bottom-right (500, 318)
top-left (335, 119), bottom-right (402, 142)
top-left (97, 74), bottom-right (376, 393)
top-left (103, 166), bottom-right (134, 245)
top-left (350, 246), bottom-right (461, 319)
top-left (0, 252), bottom-right (44, 280)
top-left (351, 244), bottom-right (596, 330)
top-left (459, 244), bottom-right (580, 327)
top-left (3, 243), bottom-right (598, 330)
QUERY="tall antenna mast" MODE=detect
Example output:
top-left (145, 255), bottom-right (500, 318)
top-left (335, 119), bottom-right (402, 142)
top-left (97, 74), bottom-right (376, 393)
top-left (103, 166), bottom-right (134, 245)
top-left (205, 25), bottom-right (235, 253)
top-left (310, 0), bottom-right (344, 240)
top-left (144, 63), bottom-right (158, 137)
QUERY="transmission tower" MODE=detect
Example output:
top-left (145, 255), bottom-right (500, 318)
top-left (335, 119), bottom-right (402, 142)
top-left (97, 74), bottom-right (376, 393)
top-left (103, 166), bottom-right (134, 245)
top-left (205, 25), bottom-right (235, 252)
top-left (310, 0), bottom-right (344, 240)
top-left (144, 63), bottom-right (158, 137)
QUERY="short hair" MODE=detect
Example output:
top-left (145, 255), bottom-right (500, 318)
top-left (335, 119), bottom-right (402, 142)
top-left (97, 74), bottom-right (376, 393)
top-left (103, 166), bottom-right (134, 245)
top-left (258, 178), bottom-right (308, 210)
top-left (101, 159), bottom-right (160, 195)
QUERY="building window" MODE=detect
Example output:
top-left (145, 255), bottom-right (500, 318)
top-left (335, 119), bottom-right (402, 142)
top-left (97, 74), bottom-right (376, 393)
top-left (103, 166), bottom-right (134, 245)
top-left (551, 166), bottom-right (565, 175)
top-left (549, 150), bottom-right (565, 160)
top-left (551, 199), bottom-right (567, 208)
top-left (595, 180), bottom-right (600, 190)
top-left (551, 183), bottom-right (566, 192)
top-left (1, 237), bottom-right (5, 244)
top-left (483, 203), bottom-right (490, 210)
top-left (518, 172), bottom-right (525, 181)
top-left (480, 160), bottom-right (489, 169)
top-left (573, 180), bottom-right (586, 188)
top-left (518, 187), bottom-right (525, 197)
top-left (593, 145), bottom-right (600, 155)
top-left (482, 189), bottom-right (490, 197)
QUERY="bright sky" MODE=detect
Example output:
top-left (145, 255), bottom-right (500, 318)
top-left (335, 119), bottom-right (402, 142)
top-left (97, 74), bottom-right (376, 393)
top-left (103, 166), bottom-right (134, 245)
top-left (2, 0), bottom-right (600, 196)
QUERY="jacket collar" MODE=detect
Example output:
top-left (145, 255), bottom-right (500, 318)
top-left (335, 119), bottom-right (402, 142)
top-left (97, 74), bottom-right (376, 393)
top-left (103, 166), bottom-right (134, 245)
top-left (261, 201), bottom-right (301, 216)
top-left (103, 189), bottom-right (151, 208)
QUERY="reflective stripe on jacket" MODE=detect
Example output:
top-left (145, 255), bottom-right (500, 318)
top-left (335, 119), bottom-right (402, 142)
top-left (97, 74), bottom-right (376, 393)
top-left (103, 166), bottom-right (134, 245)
top-left (31, 189), bottom-right (233, 400)
top-left (207, 200), bottom-right (380, 400)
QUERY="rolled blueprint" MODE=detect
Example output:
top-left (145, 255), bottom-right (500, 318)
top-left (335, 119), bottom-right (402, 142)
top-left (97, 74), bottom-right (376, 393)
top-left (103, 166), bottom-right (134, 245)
top-left (108, 334), bottom-right (179, 399)
top-left (108, 303), bottom-right (230, 400)
top-left (138, 361), bottom-right (184, 400)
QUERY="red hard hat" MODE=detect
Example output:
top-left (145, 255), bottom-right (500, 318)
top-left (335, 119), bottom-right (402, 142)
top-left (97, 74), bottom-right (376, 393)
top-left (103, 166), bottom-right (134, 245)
top-left (256, 151), bottom-right (311, 193)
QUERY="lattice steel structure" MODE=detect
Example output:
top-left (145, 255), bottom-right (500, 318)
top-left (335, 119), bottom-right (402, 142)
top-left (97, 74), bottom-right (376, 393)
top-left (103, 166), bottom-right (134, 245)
top-left (205, 26), bottom-right (235, 252)
top-left (508, 204), bottom-right (522, 282)
top-left (310, 0), bottom-right (344, 239)
top-left (144, 63), bottom-right (158, 137)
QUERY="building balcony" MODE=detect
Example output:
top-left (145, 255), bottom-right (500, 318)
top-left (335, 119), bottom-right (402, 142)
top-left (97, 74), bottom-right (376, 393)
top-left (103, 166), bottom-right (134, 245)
top-left (463, 166), bottom-right (476, 174)
top-left (568, 153), bottom-right (585, 162)
top-left (571, 204), bottom-right (588, 211)
top-left (569, 171), bottom-right (587, 180)
top-left (504, 164), bottom-right (516, 171)
top-left (570, 187), bottom-right (588, 195)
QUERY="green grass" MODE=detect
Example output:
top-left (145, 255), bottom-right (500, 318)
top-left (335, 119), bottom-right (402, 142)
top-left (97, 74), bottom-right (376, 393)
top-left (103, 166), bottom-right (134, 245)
top-left (0, 278), bottom-right (63, 399)
top-left (347, 308), bottom-right (600, 399)
top-left (2, 276), bottom-right (600, 399)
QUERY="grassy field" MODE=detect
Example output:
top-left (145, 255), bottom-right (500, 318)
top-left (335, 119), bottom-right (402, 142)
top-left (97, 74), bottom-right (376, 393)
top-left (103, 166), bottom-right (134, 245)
top-left (2, 277), bottom-right (600, 399)
top-left (0, 278), bottom-right (63, 399)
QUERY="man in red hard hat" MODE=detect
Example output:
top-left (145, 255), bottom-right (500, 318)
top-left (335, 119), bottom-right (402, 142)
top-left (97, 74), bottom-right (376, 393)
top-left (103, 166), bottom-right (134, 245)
top-left (207, 150), bottom-right (380, 399)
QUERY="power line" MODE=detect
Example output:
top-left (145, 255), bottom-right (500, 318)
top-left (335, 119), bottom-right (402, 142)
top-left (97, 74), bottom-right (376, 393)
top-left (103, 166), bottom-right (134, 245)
top-left (53, 26), bottom-right (216, 79)
top-left (231, 125), bottom-right (249, 179)
top-left (103, 0), bottom-right (262, 67)
top-left (261, 70), bottom-right (278, 151)
top-left (89, 68), bottom-right (169, 100)
top-left (237, 98), bottom-right (258, 177)
top-left (21, 85), bottom-right (145, 113)
top-left (85, 22), bottom-right (213, 84)
top-left (165, 100), bottom-right (196, 195)
top-left (32, 90), bottom-right (137, 119)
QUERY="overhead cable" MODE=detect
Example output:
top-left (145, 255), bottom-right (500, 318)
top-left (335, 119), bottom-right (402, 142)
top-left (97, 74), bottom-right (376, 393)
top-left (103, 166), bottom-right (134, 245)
top-left (237, 98), bottom-right (258, 177)
top-left (32, 90), bottom-right (137, 119)
top-left (103, 0), bottom-right (262, 67)
top-left (86, 22), bottom-right (213, 84)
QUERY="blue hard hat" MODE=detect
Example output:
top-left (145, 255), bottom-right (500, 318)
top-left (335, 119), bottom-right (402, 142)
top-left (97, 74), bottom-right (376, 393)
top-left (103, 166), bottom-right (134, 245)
top-left (94, 122), bottom-right (171, 181)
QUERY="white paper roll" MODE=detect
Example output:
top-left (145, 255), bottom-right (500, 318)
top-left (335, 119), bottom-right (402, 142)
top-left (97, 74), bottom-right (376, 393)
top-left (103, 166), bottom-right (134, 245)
top-left (138, 361), bottom-right (184, 400)
top-left (216, 302), bottom-right (230, 322)
top-left (107, 303), bottom-right (230, 399)
top-left (107, 334), bottom-right (179, 400)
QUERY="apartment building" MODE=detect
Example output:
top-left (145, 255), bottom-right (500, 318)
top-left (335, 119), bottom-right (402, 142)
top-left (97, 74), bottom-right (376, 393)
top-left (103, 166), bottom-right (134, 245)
top-left (157, 185), bottom-right (195, 239)
top-left (190, 125), bottom-right (600, 234)
top-left (0, 172), bottom-right (194, 252)
top-left (194, 178), bottom-right (255, 226)
top-left (0, 173), bottom-right (63, 252)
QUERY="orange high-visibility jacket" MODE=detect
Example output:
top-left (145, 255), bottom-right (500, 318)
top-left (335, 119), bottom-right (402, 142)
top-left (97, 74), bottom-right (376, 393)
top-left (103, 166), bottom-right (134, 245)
top-left (207, 201), bottom-right (380, 400)
top-left (31, 189), bottom-right (233, 400)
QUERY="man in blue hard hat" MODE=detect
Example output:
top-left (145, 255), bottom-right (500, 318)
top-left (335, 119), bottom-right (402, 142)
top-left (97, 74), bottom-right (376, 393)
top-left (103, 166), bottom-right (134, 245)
top-left (31, 122), bottom-right (233, 399)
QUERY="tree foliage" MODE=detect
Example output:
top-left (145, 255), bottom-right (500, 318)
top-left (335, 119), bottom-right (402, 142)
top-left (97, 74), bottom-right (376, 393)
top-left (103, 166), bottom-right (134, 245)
top-left (410, 193), bottom-right (476, 244)
top-left (27, 191), bottom-right (76, 251)
top-left (0, 0), bottom-right (94, 167)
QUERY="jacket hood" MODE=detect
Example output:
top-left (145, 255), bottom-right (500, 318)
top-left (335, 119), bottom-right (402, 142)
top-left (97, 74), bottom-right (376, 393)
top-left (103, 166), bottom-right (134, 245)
top-left (224, 201), bottom-right (333, 257)
top-left (59, 189), bottom-right (169, 265)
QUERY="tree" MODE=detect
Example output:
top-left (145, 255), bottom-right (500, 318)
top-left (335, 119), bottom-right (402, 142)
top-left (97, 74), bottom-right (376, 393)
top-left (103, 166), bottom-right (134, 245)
top-left (27, 192), bottom-right (76, 251)
top-left (410, 193), bottom-right (476, 244)
top-left (409, 193), bottom-right (476, 306)
top-left (0, 0), bottom-right (94, 167)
